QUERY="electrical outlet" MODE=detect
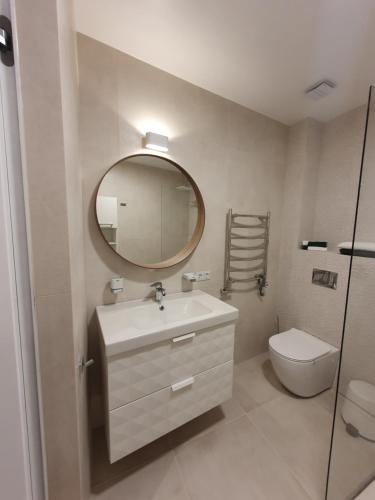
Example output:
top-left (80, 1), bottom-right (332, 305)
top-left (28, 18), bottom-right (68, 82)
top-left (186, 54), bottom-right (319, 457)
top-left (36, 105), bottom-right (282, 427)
top-left (183, 271), bottom-right (211, 282)
top-left (195, 271), bottom-right (210, 282)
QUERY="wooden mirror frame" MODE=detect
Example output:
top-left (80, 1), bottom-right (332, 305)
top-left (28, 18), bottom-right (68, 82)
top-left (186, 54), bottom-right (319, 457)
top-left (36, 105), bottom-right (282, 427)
top-left (95, 153), bottom-right (205, 269)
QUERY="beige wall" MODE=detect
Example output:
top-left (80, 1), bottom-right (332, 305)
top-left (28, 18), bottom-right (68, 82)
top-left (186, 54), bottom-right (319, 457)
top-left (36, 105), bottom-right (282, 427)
top-left (277, 118), bottom-right (349, 349)
top-left (13, 0), bottom-right (88, 498)
top-left (278, 108), bottom-right (367, 351)
top-left (56, 0), bottom-right (90, 497)
top-left (312, 106), bottom-right (366, 249)
top-left (277, 119), bottom-right (321, 287)
top-left (77, 34), bottom-right (288, 425)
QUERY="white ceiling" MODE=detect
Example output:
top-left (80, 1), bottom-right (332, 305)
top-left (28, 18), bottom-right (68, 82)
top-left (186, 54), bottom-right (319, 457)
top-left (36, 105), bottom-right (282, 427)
top-left (75, 0), bottom-right (375, 125)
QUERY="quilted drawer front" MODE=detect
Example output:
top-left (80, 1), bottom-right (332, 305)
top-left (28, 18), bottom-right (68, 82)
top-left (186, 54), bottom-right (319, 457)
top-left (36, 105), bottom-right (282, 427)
top-left (107, 323), bottom-right (234, 410)
top-left (108, 360), bottom-right (233, 462)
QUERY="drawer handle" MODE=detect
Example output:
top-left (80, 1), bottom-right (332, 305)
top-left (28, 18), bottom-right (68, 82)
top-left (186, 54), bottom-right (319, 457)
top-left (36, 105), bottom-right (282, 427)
top-left (172, 332), bottom-right (196, 343)
top-left (171, 377), bottom-right (195, 392)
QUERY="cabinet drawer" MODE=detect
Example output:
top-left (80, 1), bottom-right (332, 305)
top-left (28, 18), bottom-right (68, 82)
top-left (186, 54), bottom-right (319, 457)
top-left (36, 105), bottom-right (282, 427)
top-left (108, 360), bottom-right (233, 462)
top-left (107, 323), bottom-right (234, 410)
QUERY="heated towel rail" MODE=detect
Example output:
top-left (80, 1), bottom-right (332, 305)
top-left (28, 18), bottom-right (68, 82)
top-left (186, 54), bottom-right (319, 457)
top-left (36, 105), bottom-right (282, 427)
top-left (221, 209), bottom-right (270, 297)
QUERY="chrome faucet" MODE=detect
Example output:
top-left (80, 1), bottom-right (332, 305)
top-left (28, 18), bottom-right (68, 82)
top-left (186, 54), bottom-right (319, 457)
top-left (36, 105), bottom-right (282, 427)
top-left (150, 281), bottom-right (166, 310)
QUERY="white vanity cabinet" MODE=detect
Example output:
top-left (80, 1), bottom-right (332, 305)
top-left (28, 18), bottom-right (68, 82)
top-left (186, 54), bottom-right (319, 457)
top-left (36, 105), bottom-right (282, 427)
top-left (97, 290), bottom-right (238, 463)
top-left (105, 325), bottom-right (234, 462)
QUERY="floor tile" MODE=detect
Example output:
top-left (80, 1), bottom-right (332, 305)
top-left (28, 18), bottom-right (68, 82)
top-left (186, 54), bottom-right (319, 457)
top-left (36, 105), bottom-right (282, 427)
top-left (314, 388), bottom-right (336, 415)
top-left (248, 395), bottom-right (333, 500)
top-left (168, 396), bottom-right (245, 448)
top-left (175, 415), bottom-right (312, 500)
top-left (90, 351), bottom-right (333, 500)
top-left (91, 427), bottom-right (171, 490)
top-left (91, 451), bottom-right (189, 500)
top-left (233, 353), bottom-right (287, 412)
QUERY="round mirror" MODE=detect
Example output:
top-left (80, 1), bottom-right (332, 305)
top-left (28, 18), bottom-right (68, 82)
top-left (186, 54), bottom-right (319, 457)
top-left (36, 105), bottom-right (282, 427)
top-left (96, 154), bottom-right (205, 268)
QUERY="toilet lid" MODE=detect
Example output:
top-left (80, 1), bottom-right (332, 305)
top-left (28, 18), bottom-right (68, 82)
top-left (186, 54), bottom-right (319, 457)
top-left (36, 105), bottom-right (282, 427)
top-left (269, 328), bottom-right (334, 362)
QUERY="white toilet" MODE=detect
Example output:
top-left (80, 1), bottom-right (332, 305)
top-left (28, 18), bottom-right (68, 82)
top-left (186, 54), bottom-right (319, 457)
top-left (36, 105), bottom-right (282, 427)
top-left (269, 328), bottom-right (339, 397)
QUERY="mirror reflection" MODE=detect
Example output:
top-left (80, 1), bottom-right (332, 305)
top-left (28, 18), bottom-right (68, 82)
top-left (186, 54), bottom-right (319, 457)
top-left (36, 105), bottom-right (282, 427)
top-left (96, 155), bottom-right (200, 267)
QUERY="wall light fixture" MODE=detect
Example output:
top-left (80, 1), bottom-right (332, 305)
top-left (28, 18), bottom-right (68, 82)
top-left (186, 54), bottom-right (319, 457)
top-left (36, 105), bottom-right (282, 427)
top-left (144, 131), bottom-right (169, 152)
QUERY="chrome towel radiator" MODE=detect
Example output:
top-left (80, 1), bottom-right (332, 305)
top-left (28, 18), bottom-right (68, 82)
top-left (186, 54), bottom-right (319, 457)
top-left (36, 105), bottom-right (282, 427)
top-left (221, 209), bottom-right (270, 297)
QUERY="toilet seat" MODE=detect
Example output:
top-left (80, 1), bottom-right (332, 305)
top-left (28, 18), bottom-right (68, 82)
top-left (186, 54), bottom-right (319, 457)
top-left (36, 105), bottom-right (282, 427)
top-left (269, 328), bottom-right (333, 363)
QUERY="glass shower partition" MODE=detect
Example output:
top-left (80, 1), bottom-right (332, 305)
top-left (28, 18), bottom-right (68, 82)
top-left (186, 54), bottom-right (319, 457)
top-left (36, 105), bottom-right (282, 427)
top-left (326, 86), bottom-right (375, 499)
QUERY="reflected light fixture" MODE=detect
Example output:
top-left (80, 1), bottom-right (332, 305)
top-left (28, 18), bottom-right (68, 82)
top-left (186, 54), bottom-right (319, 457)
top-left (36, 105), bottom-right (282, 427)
top-left (144, 131), bottom-right (169, 152)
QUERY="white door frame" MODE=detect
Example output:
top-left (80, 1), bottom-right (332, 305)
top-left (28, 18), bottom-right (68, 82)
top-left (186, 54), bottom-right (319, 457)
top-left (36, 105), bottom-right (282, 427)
top-left (0, 0), bottom-right (45, 498)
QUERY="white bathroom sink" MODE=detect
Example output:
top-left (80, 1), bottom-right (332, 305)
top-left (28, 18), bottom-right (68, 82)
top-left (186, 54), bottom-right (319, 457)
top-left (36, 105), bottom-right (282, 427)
top-left (97, 290), bottom-right (238, 356)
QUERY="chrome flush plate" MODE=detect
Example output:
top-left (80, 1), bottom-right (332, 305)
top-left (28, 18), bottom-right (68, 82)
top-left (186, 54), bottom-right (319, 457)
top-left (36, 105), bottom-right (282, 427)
top-left (312, 268), bottom-right (338, 290)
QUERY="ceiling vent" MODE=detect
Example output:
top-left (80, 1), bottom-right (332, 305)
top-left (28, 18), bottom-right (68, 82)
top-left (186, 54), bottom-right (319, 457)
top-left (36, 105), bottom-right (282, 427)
top-left (305, 80), bottom-right (337, 99)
